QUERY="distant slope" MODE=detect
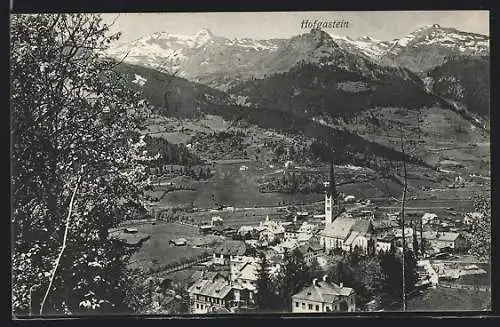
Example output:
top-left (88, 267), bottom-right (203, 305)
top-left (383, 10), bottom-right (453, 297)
top-left (426, 56), bottom-right (490, 118)
top-left (113, 61), bottom-right (428, 170)
top-left (113, 62), bottom-right (229, 117)
top-left (229, 61), bottom-right (436, 120)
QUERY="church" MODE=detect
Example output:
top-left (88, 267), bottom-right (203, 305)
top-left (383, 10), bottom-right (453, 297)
top-left (319, 161), bottom-right (376, 254)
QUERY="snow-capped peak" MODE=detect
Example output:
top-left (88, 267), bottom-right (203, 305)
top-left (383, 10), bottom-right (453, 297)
top-left (195, 28), bottom-right (214, 38)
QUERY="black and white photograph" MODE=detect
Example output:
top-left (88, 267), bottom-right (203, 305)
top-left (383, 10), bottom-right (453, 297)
top-left (10, 11), bottom-right (491, 317)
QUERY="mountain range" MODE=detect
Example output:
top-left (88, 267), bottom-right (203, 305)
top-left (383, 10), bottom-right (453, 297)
top-left (107, 24), bottom-right (489, 121)
top-left (107, 24), bottom-right (488, 86)
top-left (107, 23), bottom-right (489, 176)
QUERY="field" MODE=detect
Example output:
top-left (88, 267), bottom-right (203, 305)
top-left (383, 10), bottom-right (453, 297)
top-left (406, 287), bottom-right (491, 311)
top-left (151, 160), bottom-right (324, 209)
top-left (345, 106), bottom-right (491, 177)
top-left (127, 222), bottom-right (220, 271)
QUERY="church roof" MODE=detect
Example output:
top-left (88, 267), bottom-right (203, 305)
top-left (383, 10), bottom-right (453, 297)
top-left (352, 219), bottom-right (374, 234)
top-left (320, 217), bottom-right (357, 240)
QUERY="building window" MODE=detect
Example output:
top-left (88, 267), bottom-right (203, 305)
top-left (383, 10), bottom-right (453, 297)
top-left (315, 305), bottom-right (319, 311)
top-left (196, 304), bottom-right (199, 309)
top-left (302, 303), bottom-right (305, 308)
top-left (308, 304), bottom-right (313, 310)
top-left (296, 302), bottom-right (299, 308)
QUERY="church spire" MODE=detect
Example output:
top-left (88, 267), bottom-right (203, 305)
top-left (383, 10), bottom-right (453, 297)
top-left (327, 160), bottom-right (336, 197)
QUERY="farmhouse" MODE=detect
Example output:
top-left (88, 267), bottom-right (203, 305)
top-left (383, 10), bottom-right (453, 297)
top-left (291, 276), bottom-right (356, 313)
top-left (169, 238), bottom-right (187, 246)
top-left (213, 240), bottom-right (247, 265)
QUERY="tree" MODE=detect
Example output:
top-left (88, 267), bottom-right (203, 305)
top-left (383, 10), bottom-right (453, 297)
top-left (379, 249), bottom-right (418, 309)
top-left (281, 249), bottom-right (308, 310)
top-left (11, 14), bottom-right (151, 315)
top-left (306, 258), bottom-right (324, 280)
top-left (177, 288), bottom-right (191, 314)
top-left (468, 194), bottom-right (491, 258)
top-left (255, 253), bottom-right (274, 312)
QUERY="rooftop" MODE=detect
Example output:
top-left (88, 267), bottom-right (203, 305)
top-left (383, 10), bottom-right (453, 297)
top-left (422, 231), bottom-right (461, 242)
top-left (292, 279), bottom-right (354, 303)
top-left (188, 278), bottom-right (232, 299)
top-left (351, 219), bottom-right (374, 234)
top-left (213, 240), bottom-right (247, 256)
top-left (320, 216), bottom-right (357, 240)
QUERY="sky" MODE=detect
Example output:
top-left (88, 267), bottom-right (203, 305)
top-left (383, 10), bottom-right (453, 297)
top-left (101, 11), bottom-right (489, 44)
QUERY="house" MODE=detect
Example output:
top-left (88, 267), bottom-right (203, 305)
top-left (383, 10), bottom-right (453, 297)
top-left (422, 213), bottom-right (438, 225)
top-left (297, 232), bottom-right (314, 244)
top-left (291, 275), bottom-right (356, 313)
top-left (298, 221), bottom-right (316, 234)
top-left (124, 228), bottom-right (138, 234)
top-left (393, 227), bottom-right (414, 245)
top-left (375, 234), bottom-right (395, 253)
top-left (267, 255), bottom-right (284, 276)
top-left (281, 238), bottom-right (300, 251)
top-left (199, 225), bottom-right (213, 235)
top-left (344, 195), bottom-right (356, 203)
top-left (284, 224), bottom-right (299, 240)
top-left (421, 231), bottom-right (467, 251)
top-left (188, 274), bottom-right (234, 314)
top-left (213, 240), bottom-right (247, 265)
top-left (232, 260), bottom-right (260, 295)
top-left (238, 226), bottom-right (256, 238)
top-left (299, 237), bottom-right (323, 265)
top-left (319, 215), bottom-right (357, 250)
top-left (296, 212), bottom-right (310, 220)
top-left (256, 216), bottom-right (285, 244)
top-left (212, 216), bottom-right (224, 227)
top-left (212, 226), bottom-right (236, 237)
top-left (161, 269), bottom-right (201, 291)
top-left (169, 238), bottom-right (187, 246)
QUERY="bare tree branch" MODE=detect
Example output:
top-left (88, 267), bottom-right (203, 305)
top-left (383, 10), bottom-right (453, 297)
top-left (39, 167), bottom-right (84, 315)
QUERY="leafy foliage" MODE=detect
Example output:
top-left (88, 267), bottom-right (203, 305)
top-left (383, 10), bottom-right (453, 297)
top-left (11, 14), bottom-right (151, 315)
top-left (379, 249), bottom-right (418, 308)
top-left (254, 253), bottom-right (275, 312)
top-left (467, 194), bottom-right (491, 258)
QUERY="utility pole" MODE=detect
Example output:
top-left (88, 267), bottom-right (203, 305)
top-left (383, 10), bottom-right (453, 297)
top-left (399, 123), bottom-right (408, 312)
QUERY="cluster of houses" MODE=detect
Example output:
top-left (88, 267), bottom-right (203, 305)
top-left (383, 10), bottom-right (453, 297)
top-left (160, 161), bottom-right (473, 314)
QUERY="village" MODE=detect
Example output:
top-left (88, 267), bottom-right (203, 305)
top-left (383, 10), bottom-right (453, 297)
top-left (110, 161), bottom-right (490, 314)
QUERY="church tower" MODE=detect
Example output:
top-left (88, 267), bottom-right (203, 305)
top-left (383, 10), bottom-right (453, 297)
top-left (324, 160), bottom-right (337, 225)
